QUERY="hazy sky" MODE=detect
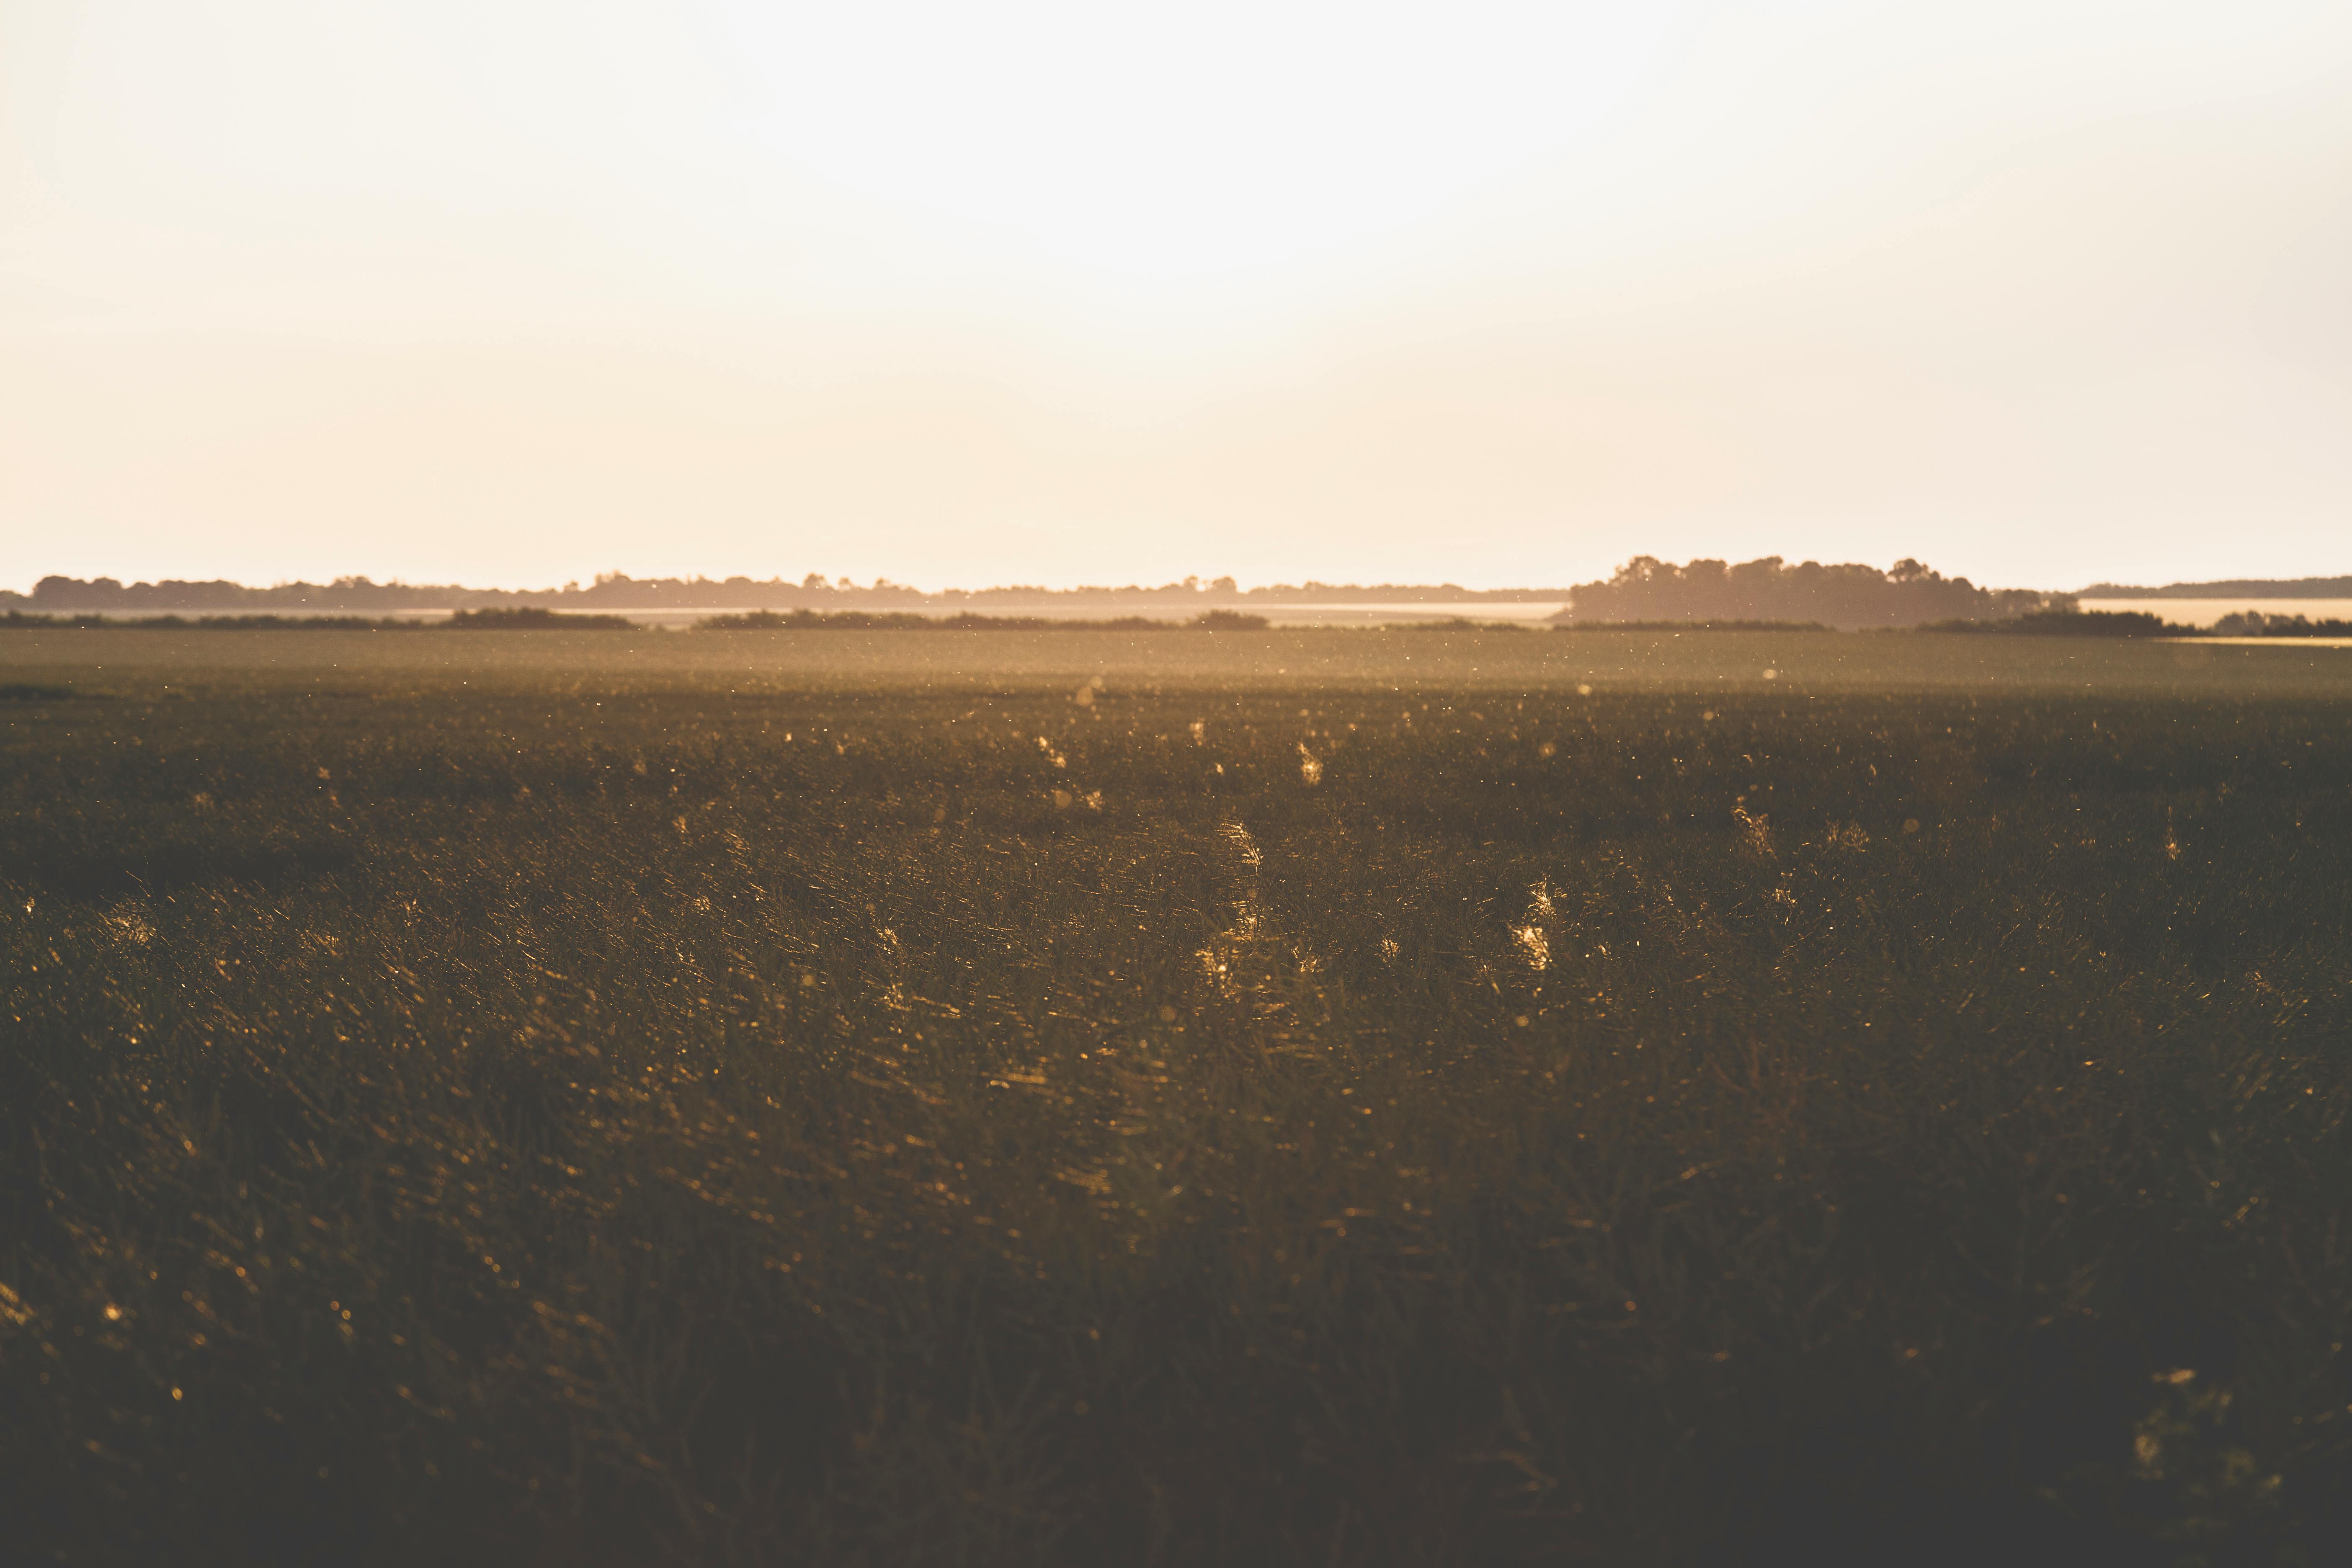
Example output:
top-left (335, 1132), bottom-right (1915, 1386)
top-left (5, 0), bottom-right (2349, 591)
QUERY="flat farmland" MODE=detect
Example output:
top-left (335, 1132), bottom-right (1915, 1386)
top-left (6, 622), bottom-right (2349, 692)
top-left (5, 629), bottom-right (2351, 1564)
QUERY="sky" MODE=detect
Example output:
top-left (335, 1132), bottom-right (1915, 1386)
top-left (3, 0), bottom-right (2349, 593)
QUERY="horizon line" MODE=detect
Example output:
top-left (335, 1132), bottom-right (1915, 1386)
top-left (10, 563), bottom-right (2352, 601)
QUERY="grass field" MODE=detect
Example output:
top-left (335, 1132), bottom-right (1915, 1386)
top-left (5, 628), bottom-right (2351, 1564)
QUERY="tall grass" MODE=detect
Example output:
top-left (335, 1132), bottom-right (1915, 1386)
top-left (3, 668), bottom-right (2349, 1563)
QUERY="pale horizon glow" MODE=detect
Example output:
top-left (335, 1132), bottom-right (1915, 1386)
top-left (4, 0), bottom-right (2349, 593)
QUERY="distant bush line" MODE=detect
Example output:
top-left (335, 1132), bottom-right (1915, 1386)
top-left (2080, 573), bottom-right (2352, 598)
top-left (1916, 609), bottom-right (2195, 637)
top-left (0, 572), bottom-right (1563, 614)
top-left (0, 608), bottom-right (1275, 633)
top-left (16, 559), bottom-right (2347, 625)
top-left (1404, 617), bottom-right (1838, 633)
top-left (1556, 618), bottom-right (1835, 633)
top-left (2210, 610), bottom-right (2352, 637)
top-left (694, 609), bottom-right (1273, 631)
top-left (0, 608), bottom-right (637, 632)
top-left (1915, 609), bottom-right (2346, 638)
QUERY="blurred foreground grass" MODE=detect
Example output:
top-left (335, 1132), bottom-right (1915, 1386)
top-left (3, 631), bottom-right (2351, 1564)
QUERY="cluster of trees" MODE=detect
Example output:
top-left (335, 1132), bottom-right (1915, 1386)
top-left (1558, 557), bottom-right (2067, 629)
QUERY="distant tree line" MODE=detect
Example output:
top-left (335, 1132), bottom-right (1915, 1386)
top-left (695, 609), bottom-right (1270, 631)
top-left (1919, 609), bottom-right (2189, 637)
top-left (17, 562), bottom-right (2345, 617)
top-left (2210, 610), bottom-right (2352, 637)
top-left (0, 573), bottom-right (1572, 613)
top-left (0, 609), bottom-right (637, 631)
top-left (1558, 557), bottom-right (2067, 629)
top-left (0, 608), bottom-right (1275, 632)
top-left (2079, 575), bottom-right (2352, 598)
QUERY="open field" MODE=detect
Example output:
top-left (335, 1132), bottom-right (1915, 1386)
top-left (5, 629), bottom-right (2352, 1564)
top-left (6, 622), bottom-right (2351, 692)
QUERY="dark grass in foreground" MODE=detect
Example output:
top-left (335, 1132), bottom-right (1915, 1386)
top-left (3, 667), bottom-right (2351, 1564)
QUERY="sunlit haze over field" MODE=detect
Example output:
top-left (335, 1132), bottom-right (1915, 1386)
top-left (4, 0), bottom-right (2349, 591)
top-left (12, 11), bottom-right (2352, 1554)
